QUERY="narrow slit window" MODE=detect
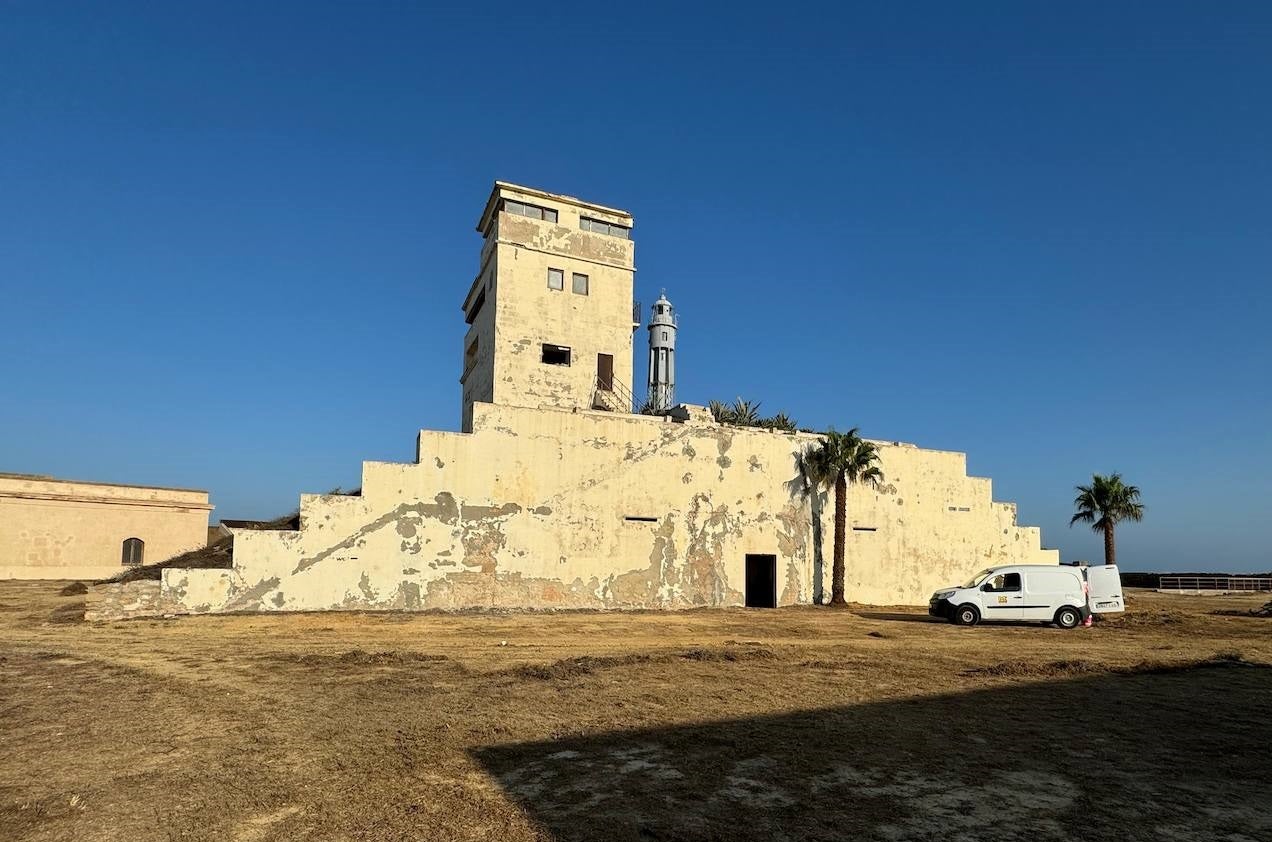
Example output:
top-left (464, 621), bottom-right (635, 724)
top-left (624, 516), bottom-right (659, 523)
top-left (547, 268), bottom-right (564, 290)
top-left (572, 273), bottom-right (589, 295)
top-left (852, 527), bottom-right (877, 532)
top-left (541, 344), bottom-right (571, 366)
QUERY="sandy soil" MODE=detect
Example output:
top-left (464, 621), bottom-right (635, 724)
top-left (1, 580), bottom-right (1269, 842)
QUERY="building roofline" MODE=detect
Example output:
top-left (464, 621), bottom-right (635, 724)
top-left (475, 181), bottom-right (633, 233)
top-left (0, 472), bottom-right (209, 496)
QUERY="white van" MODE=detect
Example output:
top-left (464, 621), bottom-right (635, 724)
top-left (928, 564), bottom-right (1125, 629)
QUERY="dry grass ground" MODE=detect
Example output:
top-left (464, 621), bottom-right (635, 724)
top-left (2, 580), bottom-right (1269, 842)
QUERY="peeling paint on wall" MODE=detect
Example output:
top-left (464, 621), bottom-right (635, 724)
top-left (160, 401), bottom-right (1056, 616)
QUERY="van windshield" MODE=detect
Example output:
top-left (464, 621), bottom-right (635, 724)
top-left (962, 569), bottom-right (993, 588)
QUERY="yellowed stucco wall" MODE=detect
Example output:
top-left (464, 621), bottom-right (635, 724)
top-left (0, 474), bottom-right (212, 580)
top-left (461, 183), bottom-right (636, 431)
top-left (162, 403), bottom-right (1055, 613)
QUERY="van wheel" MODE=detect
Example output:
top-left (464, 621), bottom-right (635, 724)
top-left (1054, 607), bottom-right (1081, 629)
top-left (954, 604), bottom-right (980, 626)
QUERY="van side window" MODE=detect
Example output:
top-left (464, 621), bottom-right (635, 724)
top-left (983, 572), bottom-right (1022, 592)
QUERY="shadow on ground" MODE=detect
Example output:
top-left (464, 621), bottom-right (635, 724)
top-left (473, 661), bottom-right (1272, 842)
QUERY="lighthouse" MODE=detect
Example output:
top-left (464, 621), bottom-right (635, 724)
top-left (647, 292), bottom-right (677, 412)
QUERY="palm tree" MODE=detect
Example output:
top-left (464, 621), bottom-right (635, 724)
top-left (764, 412), bottom-right (797, 432)
top-left (802, 428), bottom-right (884, 606)
top-left (728, 398), bottom-right (762, 426)
top-left (1069, 472), bottom-right (1145, 566)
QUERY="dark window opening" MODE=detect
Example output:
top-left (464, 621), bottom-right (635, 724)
top-left (503, 199), bottom-right (558, 224)
top-left (580, 216), bottom-right (630, 239)
top-left (121, 537), bottom-right (144, 566)
top-left (465, 288), bottom-right (486, 325)
top-left (745, 554), bottom-right (777, 608)
top-left (541, 344), bottom-right (571, 366)
top-left (464, 337), bottom-right (479, 373)
top-left (852, 526), bottom-right (877, 532)
top-left (624, 516), bottom-right (658, 523)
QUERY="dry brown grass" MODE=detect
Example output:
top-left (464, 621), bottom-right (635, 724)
top-left (1, 581), bottom-right (1270, 841)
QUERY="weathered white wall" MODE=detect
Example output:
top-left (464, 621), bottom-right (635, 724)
top-left (162, 403), bottom-right (1056, 613)
top-left (0, 474), bottom-right (212, 580)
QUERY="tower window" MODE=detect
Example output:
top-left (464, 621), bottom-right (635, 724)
top-left (661, 331), bottom-right (668, 341)
top-left (580, 217), bottom-right (630, 239)
top-left (504, 199), bottom-right (558, 224)
top-left (121, 537), bottom-right (144, 566)
top-left (541, 344), bottom-right (571, 366)
top-left (464, 288), bottom-right (486, 324)
top-left (547, 268), bottom-right (564, 291)
top-left (572, 273), bottom-right (589, 295)
top-left (464, 337), bottom-right (479, 372)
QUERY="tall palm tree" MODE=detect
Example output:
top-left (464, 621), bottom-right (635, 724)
top-left (1070, 472), bottom-right (1145, 566)
top-left (802, 428), bottom-right (884, 606)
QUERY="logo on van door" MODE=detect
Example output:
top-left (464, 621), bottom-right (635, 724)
top-left (998, 596), bottom-right (1008, 604)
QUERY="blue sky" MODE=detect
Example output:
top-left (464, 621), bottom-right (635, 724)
top-left (2, 2), bottom-right (1269, 572)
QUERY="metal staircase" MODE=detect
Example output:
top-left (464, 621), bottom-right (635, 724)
top-left (592, 374), bottom-right (637, 414)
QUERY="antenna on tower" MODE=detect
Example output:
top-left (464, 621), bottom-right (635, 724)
top-left (647, 292), bottom-right (677, 412)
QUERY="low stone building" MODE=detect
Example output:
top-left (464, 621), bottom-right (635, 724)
top-left (0, 473), bottom-right (212, 580)
top-left (156, 182), bottom-right (1056, 615)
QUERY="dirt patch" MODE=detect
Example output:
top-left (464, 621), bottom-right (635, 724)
top-left (965, 652), bottom-right (1256, 679)
top-left (1104, 609), bottom-right (1184, 626)
top-left (270, 649), bottom-right (451, 667)
top-left (47, 602), bottom-right (85, 624)
top-left (677, 645), bottom-right (778, 662)
top-left (508, 646), bottom-right (779, 681)
top-left (964, 659), bottom-right (1107, 678)
top-left (2, 582), bottom-right (1271, 842)
top-left (58, 582), bottom-right (88, 596)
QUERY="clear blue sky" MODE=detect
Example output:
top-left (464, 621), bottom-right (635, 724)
top-left (3, 2), bottom-right (1269, 572)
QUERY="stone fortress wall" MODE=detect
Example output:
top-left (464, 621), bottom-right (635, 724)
top-left (156, 181), bottom-right (1056, 615)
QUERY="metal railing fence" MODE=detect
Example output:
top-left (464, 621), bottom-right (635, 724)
top-left (1158, 576), bottom-right (1272, 592)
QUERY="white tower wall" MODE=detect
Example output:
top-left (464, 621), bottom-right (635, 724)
top-left (647, 293), bottom-right (677, 412)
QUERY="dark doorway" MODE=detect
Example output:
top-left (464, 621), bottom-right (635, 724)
top-left (597, 353), bottom-right (614, 390)
top-left (744, 554), bottom-right (777, 608)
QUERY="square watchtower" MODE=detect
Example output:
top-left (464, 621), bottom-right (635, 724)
top-left (460, 182), bottom-right (639, 431)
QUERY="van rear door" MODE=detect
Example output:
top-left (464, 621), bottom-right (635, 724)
top-left (1086, 565), bottom-right (1125, 614)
